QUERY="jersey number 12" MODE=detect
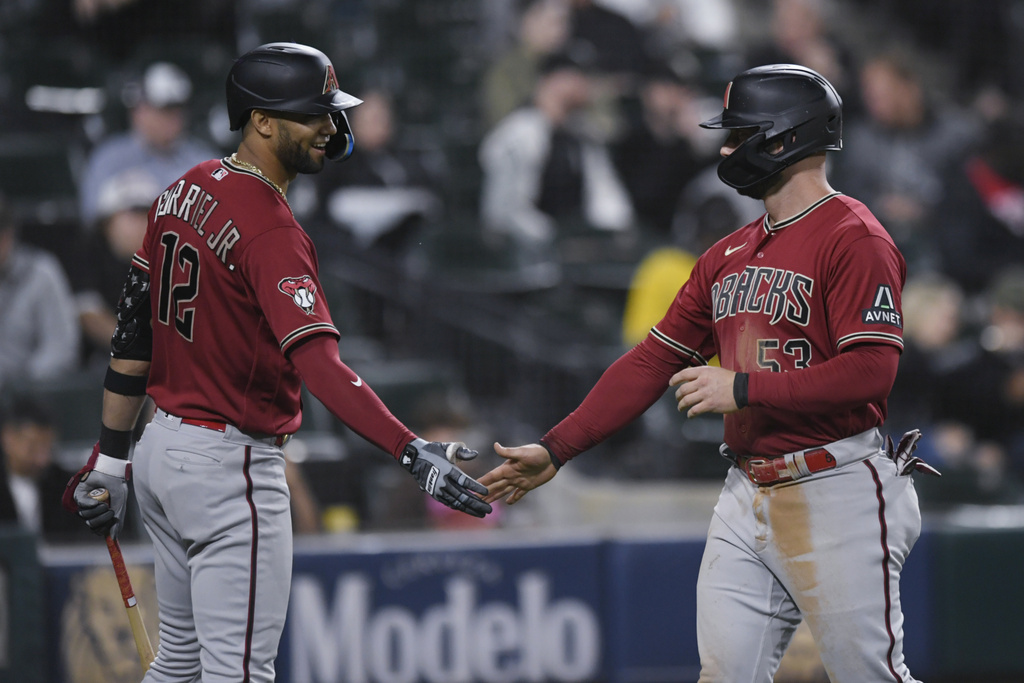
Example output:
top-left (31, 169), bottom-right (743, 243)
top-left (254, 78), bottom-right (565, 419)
top-left (157, 232), bottom-right (200, 342)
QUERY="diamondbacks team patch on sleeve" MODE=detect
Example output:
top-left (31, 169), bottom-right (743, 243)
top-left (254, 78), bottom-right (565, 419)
top-left (862, 284), bottom-right (902, 327)
top-left (278, 275), bottom-right (318, 314)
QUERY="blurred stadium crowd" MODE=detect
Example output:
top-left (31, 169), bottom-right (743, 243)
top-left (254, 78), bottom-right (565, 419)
top-left (3, 0), bottom-right (1024, 540)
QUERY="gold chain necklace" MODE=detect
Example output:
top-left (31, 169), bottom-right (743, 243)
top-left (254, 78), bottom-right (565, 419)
top-left (229, 154), bottom-right (287, 200)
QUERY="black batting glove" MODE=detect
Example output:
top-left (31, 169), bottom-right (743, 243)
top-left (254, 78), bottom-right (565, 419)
top-left (885, 429), bottom-right (941, 477)
top-left (62, 442), bottom-right (132, 539)
top-left (400, 438), bottom-right (493, 518)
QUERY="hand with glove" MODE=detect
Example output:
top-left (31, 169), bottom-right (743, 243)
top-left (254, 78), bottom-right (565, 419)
top-left (62, 442), bottom-right (132, 539)
top-left (885, 429), bottom-right (941, 477)
top-left (400, 438), bottom-right (493, 518)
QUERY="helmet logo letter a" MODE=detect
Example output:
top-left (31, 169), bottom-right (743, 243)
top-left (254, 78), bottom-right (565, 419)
top-left (723, 81), bottom-right (733, 109)
top-left (323, 65), bottom-right (339, 94)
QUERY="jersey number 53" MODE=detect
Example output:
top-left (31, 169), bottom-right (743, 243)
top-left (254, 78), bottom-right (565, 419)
top-left (757, 338), bottom-right (811, 371)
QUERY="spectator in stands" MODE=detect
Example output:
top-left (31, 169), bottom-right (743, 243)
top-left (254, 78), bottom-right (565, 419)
top-left (744, 0), bottom-right (857, 106)
top-left (0, 396), bottom-right (85, 541)
top-left (67, 0), bottom-right (236, 58)
top-left (886, 271), bottom-right (970, 436)
top-left (639, 0), bottom-right (740, 57)
top-left (78, 61), bottom-right (217, 227)
top-left (612, 60), bottom-right (708, 237)
top-left (567, 0), bottom-right (651, 90)
top-left (831, 49), bottom-right (981, 271)
top-left (564, 0), bottom-right (655, 145)
top-left (481, 0), bottom-right (571, 131)
top-left (316, 88), bottom-right (446, 256)
top-left (69, 170), bottom-right (159, 366)
top-left (619, 159), bottom-right (762, 348)
top-left (0, 196), bottom-right (80, 391)
top-left (918, 266), bottom-right (1024, 502)
top-left (933, 109), bottom-right (1024, 294)
top-left (479, 51), bottom-right (634, 252)
top-left (671, 162), bottom-right (766, 251)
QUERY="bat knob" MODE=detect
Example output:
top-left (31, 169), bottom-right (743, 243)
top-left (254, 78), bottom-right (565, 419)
top-left (89, 488), bottom-right (110, 503)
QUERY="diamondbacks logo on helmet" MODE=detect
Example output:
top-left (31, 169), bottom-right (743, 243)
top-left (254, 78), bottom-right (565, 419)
top-left (323, 65), bottom-right (339, 95)
top-left (723, 81), bottom-right (733, 109)
top-left (279, 276), bottom-right (318, 314)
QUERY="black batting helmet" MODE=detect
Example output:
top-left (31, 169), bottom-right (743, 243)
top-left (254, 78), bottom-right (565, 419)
top-left (226, 42), bottom-right (361, 161)
top-left (700, 64), bottom-right (842, 198)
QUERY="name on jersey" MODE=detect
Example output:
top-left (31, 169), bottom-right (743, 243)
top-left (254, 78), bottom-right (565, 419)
top-left (712, 266), bottom-right (813, 325)
top-left (154, 179), bottom-right (240, 264)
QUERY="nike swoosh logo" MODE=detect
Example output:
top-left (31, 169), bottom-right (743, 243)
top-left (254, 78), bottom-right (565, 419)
top-left (724, 243), bottom-right (747, 256)
top-left (351, 376), bottom-right (363, 387)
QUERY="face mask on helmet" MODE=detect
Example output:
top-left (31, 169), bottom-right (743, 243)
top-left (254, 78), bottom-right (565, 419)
top-left (325, 110), bottom-right (355, 161)
top-left (717, 130), bottom-right (788, 198)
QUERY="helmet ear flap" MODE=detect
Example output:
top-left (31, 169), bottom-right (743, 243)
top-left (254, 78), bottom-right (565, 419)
top-left (325, 110), bottom-right (355, 161)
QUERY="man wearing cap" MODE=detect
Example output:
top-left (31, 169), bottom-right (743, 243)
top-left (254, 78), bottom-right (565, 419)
top-left (68, 169), bottom-right (162, 364)
top-left (78, 61), bottom-right (218, 227)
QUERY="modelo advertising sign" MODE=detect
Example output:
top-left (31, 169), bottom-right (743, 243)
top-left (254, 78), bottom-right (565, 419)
top-left (278, 539), bottom-right (606, 683)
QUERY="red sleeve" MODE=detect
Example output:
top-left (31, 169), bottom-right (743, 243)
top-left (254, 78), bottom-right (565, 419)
top-left (289, 335), bottom-right (416, 458)
top-left (242, 227), bottom-right (340, 354)
top-left (748, 343), bottom-right (899, 413)
top-left (542, 335), bottom-right (684, 466)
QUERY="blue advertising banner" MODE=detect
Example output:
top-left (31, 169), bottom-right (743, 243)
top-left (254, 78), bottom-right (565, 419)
top-left (37, 525), bottom-right (944, 683)
top-left (281, 533), bottom-right (607, 683)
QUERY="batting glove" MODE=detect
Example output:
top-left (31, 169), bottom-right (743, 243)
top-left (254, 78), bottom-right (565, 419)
top-left (885, 429), bottom-right (941, 477)
top-left (62, 442), bottom-right (132, 539)
top-left (400, 439), bottom-right (493, 518)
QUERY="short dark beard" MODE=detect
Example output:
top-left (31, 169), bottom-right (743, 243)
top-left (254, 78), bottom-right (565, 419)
top-left (276, 124), bottom-right (324, 175)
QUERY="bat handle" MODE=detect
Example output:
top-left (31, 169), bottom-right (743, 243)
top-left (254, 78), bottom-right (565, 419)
top-left (88, 487), bottom-right (155, 671)
top-left (88, 487), bottom-right (110, 503)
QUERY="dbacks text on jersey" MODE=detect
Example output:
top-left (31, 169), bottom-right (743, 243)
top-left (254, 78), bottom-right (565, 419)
top-left (712, 266), bottom-right (813, 326)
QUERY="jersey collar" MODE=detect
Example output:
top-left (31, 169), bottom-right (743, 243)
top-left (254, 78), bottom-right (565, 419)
top-left (762, 192), bottom-right (842, 233)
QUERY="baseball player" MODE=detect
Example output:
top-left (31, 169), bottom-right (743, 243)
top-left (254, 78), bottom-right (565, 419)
top-left (62, 42), bottom-right (491, 682)
top-left (481, 64), bottom-right (938, 682)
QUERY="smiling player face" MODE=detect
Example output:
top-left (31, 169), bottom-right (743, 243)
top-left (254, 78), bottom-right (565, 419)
top-left (274, 111), bottom-right (338, 175)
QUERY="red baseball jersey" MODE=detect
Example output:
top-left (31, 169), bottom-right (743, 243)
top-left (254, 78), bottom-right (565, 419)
top-left (134, 157), bottom-right (340, 435)
top-left (653, 192), bottom-right (905, 455)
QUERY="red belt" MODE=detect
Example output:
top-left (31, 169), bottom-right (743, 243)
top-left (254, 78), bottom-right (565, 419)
top-left (735, 448), bottom-right (836, 486)
top-left (180, 417), bottom-right (287, 447)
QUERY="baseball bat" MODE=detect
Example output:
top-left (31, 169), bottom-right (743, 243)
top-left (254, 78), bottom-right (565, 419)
top-left (89, 488), bottom-right (156, 672)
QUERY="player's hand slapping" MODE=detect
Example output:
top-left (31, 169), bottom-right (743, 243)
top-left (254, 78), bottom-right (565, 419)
top-left (401, 439), bottom-right (493, 518)
top-left (478, 443), bottom-right (557, 505)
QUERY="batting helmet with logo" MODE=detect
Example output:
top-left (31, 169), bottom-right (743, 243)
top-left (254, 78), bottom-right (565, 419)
top-left (226, 42), bottom-right (362, 161)
top-left (700, 64), bottom-right (842, 198)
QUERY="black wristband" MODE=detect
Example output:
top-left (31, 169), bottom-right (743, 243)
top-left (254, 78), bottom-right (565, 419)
top-left (539, 440), bottom-right (562, 471)
top-left (733, 372), bottom-right (749, 409)
top-left (99, 425), bottom-right (133, 459)
top-left (104, 366), bottom-right (149, 396)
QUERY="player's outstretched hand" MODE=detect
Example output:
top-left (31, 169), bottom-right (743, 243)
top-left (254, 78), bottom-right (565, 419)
top-left (670, 365), bottom-right (740, 417)
top-left (61, 442), bottom-right (132, 539)
top-left (478, 442), bottom-right (556, 505)
top-left (400, 439), bottom-right (493, 518)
